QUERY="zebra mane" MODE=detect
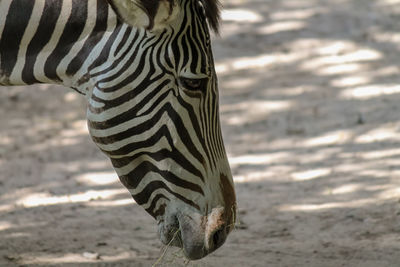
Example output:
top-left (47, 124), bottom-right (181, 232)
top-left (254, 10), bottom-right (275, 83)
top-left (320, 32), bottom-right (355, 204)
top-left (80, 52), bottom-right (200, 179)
top-left (198, 0), bottom-right (221, 33)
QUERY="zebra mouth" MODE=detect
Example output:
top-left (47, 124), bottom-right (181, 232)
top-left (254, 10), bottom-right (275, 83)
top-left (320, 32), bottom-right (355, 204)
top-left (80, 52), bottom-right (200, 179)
top-left (158, 217), bottom-right (183, 248)
top-left (158, 214), bottom-right (207, 260)
top-left (165, 227), bottom-right (183, 248)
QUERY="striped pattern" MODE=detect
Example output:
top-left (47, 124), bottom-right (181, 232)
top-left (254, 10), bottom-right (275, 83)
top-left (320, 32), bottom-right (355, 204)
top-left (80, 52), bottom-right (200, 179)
top-left (0, 0), bottom-right (234, 222)
top-left (0, 0), bottom-right (114, 87)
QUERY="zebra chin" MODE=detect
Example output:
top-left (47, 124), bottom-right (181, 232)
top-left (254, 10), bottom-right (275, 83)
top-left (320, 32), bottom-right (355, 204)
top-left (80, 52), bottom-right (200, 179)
top-left (157, 206), bottom-right (233, 260)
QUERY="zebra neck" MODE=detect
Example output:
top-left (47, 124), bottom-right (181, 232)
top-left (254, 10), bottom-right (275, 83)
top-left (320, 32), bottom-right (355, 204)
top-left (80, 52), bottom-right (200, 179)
top-left (0, 0), bottom-right (120, 96)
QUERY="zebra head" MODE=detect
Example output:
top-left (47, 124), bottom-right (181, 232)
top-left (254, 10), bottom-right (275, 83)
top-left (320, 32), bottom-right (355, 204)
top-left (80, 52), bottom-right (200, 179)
top-left (88, 0), bottom-right (236, 259)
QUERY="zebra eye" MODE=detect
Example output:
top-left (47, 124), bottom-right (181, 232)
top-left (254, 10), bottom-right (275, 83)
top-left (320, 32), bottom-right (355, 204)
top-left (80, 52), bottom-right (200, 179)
top-left (179, 77), bottom-right (208, 91)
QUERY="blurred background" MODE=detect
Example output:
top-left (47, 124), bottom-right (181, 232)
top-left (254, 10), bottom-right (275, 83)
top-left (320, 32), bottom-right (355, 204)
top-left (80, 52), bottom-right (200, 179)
top-left (1, 0), bottom-right (400, 266)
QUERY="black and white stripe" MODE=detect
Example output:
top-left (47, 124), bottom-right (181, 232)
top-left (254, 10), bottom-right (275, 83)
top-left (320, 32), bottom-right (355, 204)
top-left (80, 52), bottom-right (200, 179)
top-left (0, 0), bottom-right (234, 222)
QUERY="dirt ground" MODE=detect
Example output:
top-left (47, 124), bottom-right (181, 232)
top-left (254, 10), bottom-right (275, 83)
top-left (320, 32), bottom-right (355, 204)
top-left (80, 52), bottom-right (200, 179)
top-left (1, 0), bottom-right (400, 266)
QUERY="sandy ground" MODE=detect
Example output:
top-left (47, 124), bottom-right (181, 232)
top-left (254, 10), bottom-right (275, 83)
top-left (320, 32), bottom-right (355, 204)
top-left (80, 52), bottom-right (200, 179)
top-left (1, 0), bottom-right (400, 266)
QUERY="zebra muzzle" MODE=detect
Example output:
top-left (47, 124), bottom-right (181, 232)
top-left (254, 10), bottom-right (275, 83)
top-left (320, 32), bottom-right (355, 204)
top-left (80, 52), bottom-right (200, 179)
top-left (170, 207), bottom-right (230, 260)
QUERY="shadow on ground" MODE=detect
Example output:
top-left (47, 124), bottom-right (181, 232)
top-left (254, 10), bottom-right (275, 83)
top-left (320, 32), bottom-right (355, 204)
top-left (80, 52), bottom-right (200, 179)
top-left (1, 0), bottom-right (400, 266)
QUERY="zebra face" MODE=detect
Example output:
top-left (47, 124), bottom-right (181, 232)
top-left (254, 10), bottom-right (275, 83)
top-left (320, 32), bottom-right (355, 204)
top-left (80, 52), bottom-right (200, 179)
top-left (88, 0), bottom-right (236, 260)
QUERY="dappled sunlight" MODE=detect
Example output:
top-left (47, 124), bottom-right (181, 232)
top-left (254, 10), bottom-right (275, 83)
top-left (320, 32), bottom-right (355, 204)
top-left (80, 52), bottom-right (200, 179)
top-left (0, 221), bottom-right (47, 240)
top-left (229, 136), bottom-right (400, 184)
top-left (60, 119), bottom-right (88, 136)
top-left (257, 21), bottom-right (306, 35)
top-left (360, 148), bottom-right (400, 160)
top-left (270, 8), bottom-right (321, 20)
top-left (85, 198), bottom-right (133, 207)
top-left (291, 168), bottom-right (331, 181)
top-left (322, 184), bottom-right (361, 195)
top-left (320, 63), bottom-right (364, 76)
top-left (229, 152), bottom-right (291, 168)
top-left (222, 77), bottom-right (257, 91)
top-left (376, 0), bottom-right (400, 6)
top-left (377, 187), bottom-right (400, 200)
top-left (330, 75), bottom-right (370, 88)
top-left (0, 204), bottom-right (13, 213)
top-left (280, 199), bottom-right (376, 212)
top-left (221, 9), bottom-right (263, 23)
top-left (280, 184), bottom-right (400, 212)
top-left (358, 169), bottom-right (393, 179)
top-left (2, 0), bottom-right (400, 265)
top-left (263, 85), bottom-right (318, 97)
top-left (233, 168), bottom-right (293, 184)
top-left (21, 251), bottom-right (132, 265)
top-left (30, 135), bottom-right (82, 149)
top-left (16, 188), bottom-right (131, 208)
top-left (0, 135), bottom-right (12, 146)
top-left (314, 41), bottom-right (359, 56)
top-left (75, 171), bottom-right (119, 186)
top-left (355, 124), bottom-right (400, 143)
top-left (373, 31), bottom-right (400, 45)
top-left (5, 232), bottom-right (31, 238)
top-left (257, 20), bottom-right (306, 34)
top-left (0, 221), bottom-right (12, 231)
top-left (28, 119), bottom-right (88, 151)
top-left (302, 49), bottom-right (382, 72)
top-left (340, 84), bottom-right (400, 100)
top-left (64, 91), bottom-right (80, 102)
top-left (38, 159), bottom-right (113, 175)
top-left (221, 99), bottom-right (292, 125)
top-left (216, 52), bottom-right (306, 75)
top-left (303, 130), bottom-right (353, 147)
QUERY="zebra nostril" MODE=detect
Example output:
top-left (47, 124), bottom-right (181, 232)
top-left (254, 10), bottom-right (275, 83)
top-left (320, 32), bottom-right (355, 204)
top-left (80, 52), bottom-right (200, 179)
top-left (211, 226), bottom-right (226, 250)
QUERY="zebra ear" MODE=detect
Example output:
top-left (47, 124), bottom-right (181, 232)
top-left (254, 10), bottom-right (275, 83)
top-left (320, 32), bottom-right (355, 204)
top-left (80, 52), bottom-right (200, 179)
top-left (107, 0), bottom-right (180, 30)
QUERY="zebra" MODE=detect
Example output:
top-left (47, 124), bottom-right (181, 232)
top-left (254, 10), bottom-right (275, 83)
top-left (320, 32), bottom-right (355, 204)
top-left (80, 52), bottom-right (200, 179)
top-left (0, 0), bottom-right (236, 260)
